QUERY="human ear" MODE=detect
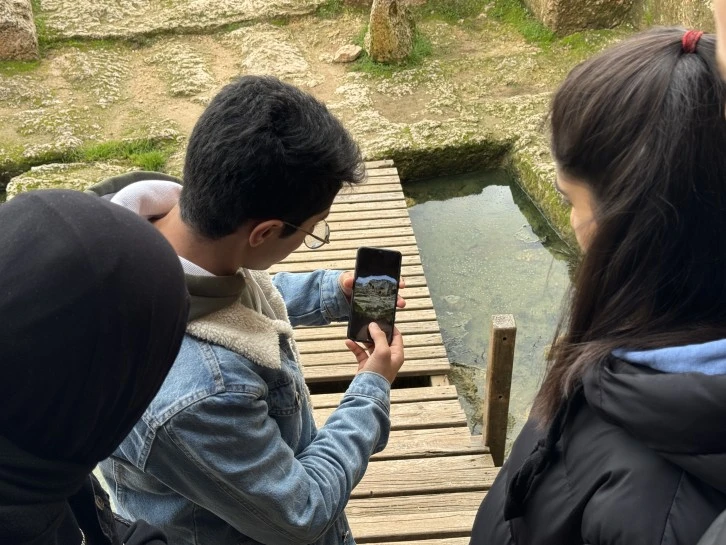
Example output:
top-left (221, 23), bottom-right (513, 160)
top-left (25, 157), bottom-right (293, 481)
top-left (248, 220), bottom-right (282, 248)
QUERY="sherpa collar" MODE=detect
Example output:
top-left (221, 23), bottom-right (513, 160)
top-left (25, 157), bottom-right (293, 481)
top-left (186, 270), bottom-right (301, 370)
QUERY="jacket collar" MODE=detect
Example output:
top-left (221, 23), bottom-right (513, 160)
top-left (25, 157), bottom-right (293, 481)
top-left (186, 270), bottom-right (297, 370)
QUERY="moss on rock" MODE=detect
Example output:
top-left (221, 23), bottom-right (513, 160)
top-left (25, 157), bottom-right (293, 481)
top-left (377, 136), bottom-right (512, 181)
top-left (0, 131), bottom-right (181, 190)
top-left (509, 151), bottom-right (574, 248)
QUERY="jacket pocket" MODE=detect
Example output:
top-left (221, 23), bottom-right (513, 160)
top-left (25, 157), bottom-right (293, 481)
top-left (266, 375), bottom-right (302, 417)
top-left (265, 373), bottom-right (303, 449)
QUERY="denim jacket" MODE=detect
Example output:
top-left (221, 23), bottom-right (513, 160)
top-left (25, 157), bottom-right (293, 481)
top-left (99, 270), bottom-right (391, 545)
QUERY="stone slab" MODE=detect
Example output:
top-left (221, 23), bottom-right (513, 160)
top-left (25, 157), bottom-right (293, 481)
top-left (523, 0), bottom-right (636, 35)
top-left (6, 161), bottom-right (135, 197)
top-left (39, 0), bottom-right (327, 40)
top-left (638, 0), bottom-right (715, 31)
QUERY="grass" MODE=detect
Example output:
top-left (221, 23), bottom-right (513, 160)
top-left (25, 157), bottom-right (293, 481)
top-left (77, 139), bottom-right (176, 171)
top-left (30, 0), bottom-right (50, 52)
top-left (490, 0), bottom-right (556, 45)
top-left (415, 0), bottom-right (489, 22)
top-left (316, 0), bottom-right (344, 19)
top-left (350, 29), bottom-right (433, 77)
top-left (0, 136), bottom-right (178, 187)
top-left (0, 60), bottom-right (41, 76)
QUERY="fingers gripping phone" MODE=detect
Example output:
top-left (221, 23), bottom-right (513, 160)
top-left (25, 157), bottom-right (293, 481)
top-left (347, 247), bottom-right (402, 345)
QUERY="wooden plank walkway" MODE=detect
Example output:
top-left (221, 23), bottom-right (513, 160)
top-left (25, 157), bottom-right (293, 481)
top-left (272, 160), bottom-right (498, 544)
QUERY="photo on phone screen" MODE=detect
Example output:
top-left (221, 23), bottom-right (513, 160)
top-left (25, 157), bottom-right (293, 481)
top-left (347, 247), bottom-right (402, 344)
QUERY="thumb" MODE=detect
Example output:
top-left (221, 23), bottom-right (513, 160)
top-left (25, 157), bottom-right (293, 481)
top-left (367, 322), bottom-right (389, 347)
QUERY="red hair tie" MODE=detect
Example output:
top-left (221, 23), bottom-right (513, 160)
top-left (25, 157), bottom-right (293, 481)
top-left (682, 30), bottom-right (704, 54)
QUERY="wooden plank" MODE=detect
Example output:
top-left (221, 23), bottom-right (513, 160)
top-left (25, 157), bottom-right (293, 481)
top-left (347, 491), bottom-right (484, 542)
top-left (270, 262), bottom-right (425, 277)
top-left (295, 320), bottom-right (440, 341)
top-left (355, 175), bottom-right (402, 186)
top-left (483, 315), bottom-right (517, 468)
top-left (311, 385), bottom-right (458, 408)
top-left (314, 399), bottom-right (466, 430)
top-left (364, 167), bottom-right (399, 177)
top-left (327, 217), bottom-right (412, 231)
top-left (328, 208), bottom-right (410, 221)
top-left (335, 191), bottom-right (405, 204)
top-left (430, 375), bottom-right (451, 387)
top-left (331, 200), bottom-right (407, 213)
top-left (351, 455), bottom-right (496, 499)
top-left (372, 539), bottom-right (471, 545)
top-left (294, 309), bottom-right (438, 331)
top-left (271, 275), bottom-right (427, 293)
top-left (283, 244), bottom-right (420, 263)
top-left (341, 182), bottom-right (402, 194)
top-left (298, 332), bottom-right (444, 355)
top-left (367, 306), bottom-right (440, 321)
top-left (374, 428), bottom-right (488, 461)
top-left (327, 226), bottom-right (414, 241)
top-left (301, 345), bottom-right (446, 367)
top-left (303, 358), bottom-right (450, 382)
top-left (364, 159), bottom-right (395, 169)
top-left (297, 235), bottom-right (418, 253)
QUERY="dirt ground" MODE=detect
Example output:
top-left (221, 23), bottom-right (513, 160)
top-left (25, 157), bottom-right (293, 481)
top-left (0, 1), bottom-right (630, 240)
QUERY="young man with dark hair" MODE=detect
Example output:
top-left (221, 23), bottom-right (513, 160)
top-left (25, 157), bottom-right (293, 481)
top-left (91, 75), bottom-right (405, 545)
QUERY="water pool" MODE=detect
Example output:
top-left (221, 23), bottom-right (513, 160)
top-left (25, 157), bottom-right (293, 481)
top-left (404, 170), bottom-right (575, 450)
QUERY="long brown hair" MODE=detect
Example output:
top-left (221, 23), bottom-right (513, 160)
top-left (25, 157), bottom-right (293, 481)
top-left (533, 28), bottom-right (726, 423)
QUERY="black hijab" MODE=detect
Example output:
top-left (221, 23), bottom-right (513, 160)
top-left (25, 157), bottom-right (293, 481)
top-left (0, 190), bottom-right (189, 544)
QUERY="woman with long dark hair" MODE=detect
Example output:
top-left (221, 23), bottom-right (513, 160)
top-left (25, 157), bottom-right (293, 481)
top-left (471, 28), bottom-right (726, 544)
top-left (0, 190), bottom-right (189, 544)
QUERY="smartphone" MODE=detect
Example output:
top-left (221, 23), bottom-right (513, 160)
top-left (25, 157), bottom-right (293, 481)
top-left (347, 247), bottom-right (402, 345)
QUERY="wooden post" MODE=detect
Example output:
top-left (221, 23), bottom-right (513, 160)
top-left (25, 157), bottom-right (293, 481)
top-left (483, 314), bottom-right (516, 467)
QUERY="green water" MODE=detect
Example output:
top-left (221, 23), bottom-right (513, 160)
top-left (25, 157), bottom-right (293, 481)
top-left (405, 170), bottom-right (575, 449)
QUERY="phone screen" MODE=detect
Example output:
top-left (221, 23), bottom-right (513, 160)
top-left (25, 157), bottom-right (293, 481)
top-left (347, 247), bottom-right (402, 344)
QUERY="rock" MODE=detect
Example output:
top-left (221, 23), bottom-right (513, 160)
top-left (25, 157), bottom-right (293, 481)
top-left (6, 162), bottom-right (134, 198)
top-left (364, 0), bottom-right (415, 63)
top-left (345, 0), bottom-right (424, 5)
top-left (225, 24), bottom-right (319, 87)
top-left (442, 295), bottom-right (462, 309)
top-left (333, 44), bottom-right (363, 63)
top-left (0, 0), bottom-right (39, 61)
top-left (39, 0), bottom-right (326, 41)
top-left (636, 0), bottom-right (715, 31)
top-left (523, 0), bottom-right (635, 35)
top-left (148, 42), bottom-right (215, 98)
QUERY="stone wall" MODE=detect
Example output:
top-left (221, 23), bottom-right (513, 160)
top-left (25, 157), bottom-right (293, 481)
top-left (523, 0), bottom-right (636, 35)
top-left (636, 0), bottom-right (714, 31)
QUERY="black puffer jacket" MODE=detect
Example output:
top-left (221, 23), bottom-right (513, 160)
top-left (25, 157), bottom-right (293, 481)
top-left (470, 357), bottom-right (726, 545)
top-left (698, 511), bottom-right (726, 545)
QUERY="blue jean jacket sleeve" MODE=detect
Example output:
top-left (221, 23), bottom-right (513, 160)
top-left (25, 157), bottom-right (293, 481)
top-left (272, 270), bottom-right (350, 327)
top-left (144, 370), bottom-right (390, 545)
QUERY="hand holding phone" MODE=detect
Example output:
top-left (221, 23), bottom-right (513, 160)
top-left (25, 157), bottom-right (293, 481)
top-left (346, 247), bottom-right (403, 345)
top-left (345, 323), bottom-right (405, 384)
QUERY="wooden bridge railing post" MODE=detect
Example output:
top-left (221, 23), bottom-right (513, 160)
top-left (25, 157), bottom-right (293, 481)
top-left (483, 314), bottom-right (516, 467)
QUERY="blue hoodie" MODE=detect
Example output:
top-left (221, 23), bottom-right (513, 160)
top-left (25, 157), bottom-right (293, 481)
top-left (614, 339), bottom-right (726, 375)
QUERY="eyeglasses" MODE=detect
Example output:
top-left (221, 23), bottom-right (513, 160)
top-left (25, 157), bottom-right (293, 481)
top-left (283, 219), bottom-right (330, 249)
